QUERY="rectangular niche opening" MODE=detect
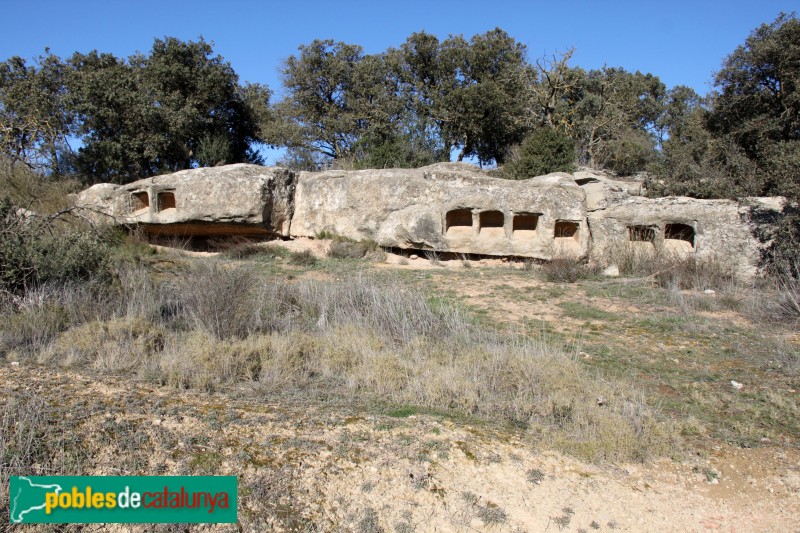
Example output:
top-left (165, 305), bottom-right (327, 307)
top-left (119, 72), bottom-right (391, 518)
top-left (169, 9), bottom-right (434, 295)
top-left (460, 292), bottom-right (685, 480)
top-left (479, 210), bottom-right (505, 237)
top-left (628, 224), bottom-right (656, 252)
top-left (445, 209), bottom-right (473, 236)
top-left (554, 220), bottom-right (580, 250)
top-left (512, 213), bottom-right (539, 238)
top-left (554, 220), bottom-right (579, 240)
top-left (664, 222), bottom-right (695, 252)
top-left (628, 225), bottom-right (656, 242)
top-left (131, 191), bottom-right (149, 212)
top-left (157, 191), bottom-right (176, 212)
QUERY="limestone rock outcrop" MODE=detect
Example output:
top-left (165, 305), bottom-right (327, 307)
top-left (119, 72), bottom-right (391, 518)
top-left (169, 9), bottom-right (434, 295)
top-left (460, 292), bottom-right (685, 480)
top-left (587, 196), bottom-right (786, 277)
top-left (73, 162), bottom-right (789, 277)
top-left (290, 163), bottom-right (588, 259)
top-left (74, 164), bottom-right (296, 237)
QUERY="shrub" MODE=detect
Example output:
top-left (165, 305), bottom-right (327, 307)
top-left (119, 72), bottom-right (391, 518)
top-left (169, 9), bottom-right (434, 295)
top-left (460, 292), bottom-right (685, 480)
top-left (288, 250), bottom-right (317, 266)
top-left (761, 210), bottom-right (800, 279)
top-left (501, 128), bottom-right (576, 179)
top-left (654, 255), bottom-right (737, 291)
top-left (328, 240), bottom-right (369, 259)
top-left (600, 240), bottom-right (738, 290)
top-left (0, 161), bottom-right (79, 214)
top-left (221, 241), bottom-right (287, 261)
top-left (598, 129), bottom-right (655, 175)
top-left (157, 330), bottom-right (264, 391)
top-left (0, 198), bottom-right (111, 293)
top-left (774, 266), bottom-right (800, 322)
top-left (0, 280), bottom-right (113, 356)
top-left (171, 261), bottom-right (263, 340)
top-left (41, 317), bottom-right (166, 370)
top-left (541, 256), bottom-right (595, 283)
top-left (0, 266), bottom-right (676, 463)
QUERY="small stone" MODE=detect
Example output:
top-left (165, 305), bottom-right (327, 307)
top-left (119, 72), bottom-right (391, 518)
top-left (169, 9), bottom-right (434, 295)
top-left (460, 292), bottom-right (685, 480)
top-left (731, 380), bottom-right (744, 390)
top-left (409, 254), bottom-right (419, 260)
top-left (704, 289), bottom-right (716, 295)
top-left (602, 265), bottom-right (620, 277)
top-left (10, 361), bottom-right (20, 367)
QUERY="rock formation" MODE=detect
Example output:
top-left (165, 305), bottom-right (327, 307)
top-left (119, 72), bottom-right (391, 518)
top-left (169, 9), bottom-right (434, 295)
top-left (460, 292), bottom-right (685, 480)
top-left (291, 163), bottom-right (588, 258)
top-left (75, 164), bottom-right (295, 237)
top-left (75, 162), bottom-right (788, 277)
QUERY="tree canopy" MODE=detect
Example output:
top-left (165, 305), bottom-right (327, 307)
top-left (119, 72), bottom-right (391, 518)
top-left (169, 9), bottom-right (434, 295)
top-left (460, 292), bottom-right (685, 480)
top-left (0, 16), bottom-right (798, 196)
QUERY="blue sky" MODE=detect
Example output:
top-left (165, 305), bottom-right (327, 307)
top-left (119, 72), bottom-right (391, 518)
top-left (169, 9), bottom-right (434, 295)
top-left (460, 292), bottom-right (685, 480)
top-left (1, 0), bottom-right (794, 163)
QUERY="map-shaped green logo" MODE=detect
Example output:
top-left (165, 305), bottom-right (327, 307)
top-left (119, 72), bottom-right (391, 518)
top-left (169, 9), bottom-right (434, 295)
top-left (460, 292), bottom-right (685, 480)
top-left (9, 476), bottom-right (63, 523)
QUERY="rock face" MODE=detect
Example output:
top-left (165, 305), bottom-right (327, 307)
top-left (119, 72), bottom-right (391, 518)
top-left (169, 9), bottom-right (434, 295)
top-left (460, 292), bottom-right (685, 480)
top-left (290, 163), bottom-right (588, 259)
top-left (586, 196), bottom-right (786, 277)
top-left (74, 164), bottom-right (296, 237)
top-left (74, 162), bottom-right (788, 277)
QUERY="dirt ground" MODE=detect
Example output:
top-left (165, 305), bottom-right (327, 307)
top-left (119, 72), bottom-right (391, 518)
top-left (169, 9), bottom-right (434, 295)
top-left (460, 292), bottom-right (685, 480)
top-left (2, 364), bottom-right (799, 532)
top-left (4, 240), bottom-right (799, 531)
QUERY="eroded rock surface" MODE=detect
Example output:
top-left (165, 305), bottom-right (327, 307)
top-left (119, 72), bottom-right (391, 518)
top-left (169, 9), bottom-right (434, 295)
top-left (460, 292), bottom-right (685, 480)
top-left (587, 196), bottom-right (787, 277)
top-left (290, 163), bottom-right (588, 259)
top-left (74, 164), bottom-right (296, 237)
top-left (74, 162), bottom-right (788, 275)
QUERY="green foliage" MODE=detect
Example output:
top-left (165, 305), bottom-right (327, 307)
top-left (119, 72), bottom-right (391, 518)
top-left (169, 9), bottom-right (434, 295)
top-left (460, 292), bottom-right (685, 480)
top-left (68, 37), bottom-right (268, 182)
top-left (709, 13), bottom-right (799, 162)
top-left (2, 19), bottom-right (798, 200)
top-left (0, 198), bottom-right (111, 293)
top-left (351, 132), bottom-right (442, 169)
top-left (278, 39), bottom-right (390, 162)
top-left (501, 128), bottom-right (575, 179)
top-left (531, 52), bottom-right (665, 172)
top-left (652, 13), bottom-right (800, 201)
top-left (444, 28), bottom-right (532, 165)
top-left (599, 129), bottom-right (655, 175)
top-left (0, 53), bottom-right (75, 174)
top-left (277, 29), bottom-right (532, 167)
top-left (761, 210), bottom-right (800, 278)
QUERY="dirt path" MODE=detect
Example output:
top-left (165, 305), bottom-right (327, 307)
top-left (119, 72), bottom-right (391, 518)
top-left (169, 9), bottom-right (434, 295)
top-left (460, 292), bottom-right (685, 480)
top-left (3, 365), bottom-right (798, 531)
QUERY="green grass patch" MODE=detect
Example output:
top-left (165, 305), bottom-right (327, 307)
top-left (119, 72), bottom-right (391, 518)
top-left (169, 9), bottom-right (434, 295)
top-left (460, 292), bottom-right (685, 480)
top-left (560, 302), bottom-right (619, 322)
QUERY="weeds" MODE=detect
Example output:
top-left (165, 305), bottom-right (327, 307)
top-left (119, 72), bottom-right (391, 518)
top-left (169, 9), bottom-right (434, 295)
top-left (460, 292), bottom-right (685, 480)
top-left (774, 265), bottom-right (800, 322)
top-left (220, 240), bottom-right (287, 260)
top-left (526, 468), bottom-right (545, 484)
top-left (172, 262), bottom-right (262, 339)
top-left (424, 250), bottom-right (443, 266)
top-left (2, 259), bottom-right (675, 463)
top-left (599, 240), bottom-right (738, 291)
top-left (328, 240), bottom-right (369, 259)
top-left (542, 255), bottom-right (596, 283)
top-left (288, 249), bottom-right (317, 266)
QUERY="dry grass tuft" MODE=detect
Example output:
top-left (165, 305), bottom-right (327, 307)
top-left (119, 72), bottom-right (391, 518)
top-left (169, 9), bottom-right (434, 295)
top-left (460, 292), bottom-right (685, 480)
top-left (2, 259), bottom-right (678, 463)
top-left (542, 255), bottom-right (597, 283)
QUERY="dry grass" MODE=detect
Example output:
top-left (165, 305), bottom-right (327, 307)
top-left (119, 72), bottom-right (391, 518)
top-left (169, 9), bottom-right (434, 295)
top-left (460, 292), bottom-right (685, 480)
top-left (0, 160), bottom-right (81, 214)
top-left (3, 260), bottom-right (675, 462)
top-left (541, 254), bottom-right (597, 283)
top-left (774, 266), bottom-right (800, 322)
top-left (598, 240), bottom-right (738, 291)
top-left (328, 240), bottom-right (369, 259)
